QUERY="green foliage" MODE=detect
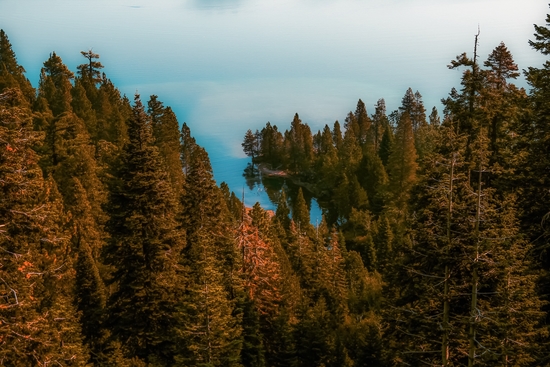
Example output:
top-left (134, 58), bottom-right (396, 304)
top-left (378, 122), bottom-right (393, 166)
top-left (0, 30), bottom-right (34, 102)
top-left (148, 95), bottom-right (186, 197)
top-left (77, 50), bottom-right (104, 84)
top-left (242, 128), bottom-right (260, 165)
top-left (292, 187), bottom-right (312, 234)
top-left (0, 89), bottom-right (89, 364)
top-left (386, 111), bottom-right (418, 211)
top-left (39, 52), bottom-right (74, 116)
top-left (181, 228), bottom-right (243, 367)
top-left (104, 95), bottom-right (185, 365)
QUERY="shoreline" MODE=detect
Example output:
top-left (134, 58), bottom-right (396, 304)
top-left (256, 163), bottom-right (320, 197)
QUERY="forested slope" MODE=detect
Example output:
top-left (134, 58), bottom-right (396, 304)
top-left (1, 6), bottom-right (550, 367)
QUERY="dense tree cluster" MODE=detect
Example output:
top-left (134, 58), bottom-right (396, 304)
top-left (2, 5), bottom-right (550, 366)
top-left (242, 9), bottom-right (550, 366)
top-left (0, 29), bottom-right (383, 367)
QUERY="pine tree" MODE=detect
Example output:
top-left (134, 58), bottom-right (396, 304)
top-left (180, 227), bottom-right (243, 367)
top-left (374, 216), bottom-right (393, 275)
top-left (292, 187), bottom-right (312, 235)
top-left (70, 178), bottom-right (109, 364)
top-left (286, 113), bottom-right (314, 173)
top-left (103, 94), bottom-right (185, 365)
top-left (38, 52), bottom-right (74, 116)
top-left (77, 49), bottom-right (104, 85)
top-left (0, 88), bottom-right (89, 364)
top-left (378, 122), bottom-right (393, 167)
top-left (179, 140), bottom-right (244, 365)
top-left (237, 205), bottom-right (282, 315)
top-left (386, 112), bottom-right (418, 212)
top-left (147, 95), bottom-right (185, 197)
top-left (354, 99), bottom-right (372, 146)
top-left (332, 120), bottom-right (343, 151)
top-left (242, 128), bottom-right (259, 166)
top-left (314, 124), bottom-right (339, 191)
top-left (180, 121), bottom-right (198, 174)
top-left (371, 98), bottom-right (388, 151)
top-left (358, 146), bottom-right (388, 214)
top-left (294, 299), bottom-right (334, 367)
top-left (0, 30), bottom-right (34, 102)
top-left (93, 76), bottom-right (130, 146)
top-left (389, 97), bottom-right (546, 367)
top-left (260, 122), bottom-right (285, 168)
top-left (71, 78), bottom-right (99, 139)
top-left (338, 126), bottom-right (362, 176)
top-left (522, 10), bottom-right (550, 324)
top-left (481, 42), bottom-right (526, 187)
top-left (321, 227), bottom-right (348, 318)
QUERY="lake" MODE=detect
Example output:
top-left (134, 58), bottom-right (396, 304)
top-left (0, 0), bottom-right (546, 222)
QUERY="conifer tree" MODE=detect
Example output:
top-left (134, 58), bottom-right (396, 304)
top-left (242, 128), bottom-right (260, 167)
top-left (77, 49), bottom-right (104, 85)
top-left (338, 126), bottom-right (362, 176)
top-left (386, 112), bottom-right (418, 212)
top-left (371, 98), bottom-right (388, 151)
top-left (358, 146), bottom-right (388, 214)
top-left (260, 122), bottom-right (285, 168)
top-left (179, 141), bottom-right (244, 364)
top-left (93, 76), bottom-right (130, 146)
top-left (522, 9), bottom-right (550, 315)
top-left (74, 50), bottom-right (103, 106)
top-left (237, 204), bottom-right (282, 315)
top-left (390, 95), bottom-right (546, 366)
top-left (71, 78), bottom-right (99, 138)
top-left (378, 122), bottom-right (393, 166)
top-left (70, 178), bottom-right (109, 364)
top-left (344, 111), bottom-right (359, 141)
top-left (332, 120), bottom-right (343, 151)
top-left (287, 220), bottom-right (315, 292)
top-left (104, 94), bottom-right (185, 365)
top-left (294, 299), bottom-right (334, 367)
top-left (314, 124), bottom-right (339, 191)
top-left (292, 187), bottom-right (312, 235)
top-left (374, 216), bottom-right (393, 275)
top-left (478, 42), bottom-right (526, 190)
top-left (0, 30), bottom-right (34, 102)
top-left (399, 88), bottom-right (426, 133)
top-left (147, 95), bottom-right (185, 197)
top-left (180, 121), bottom-right (198, 174)
top-left (286, 113), bottom-right (314, 173)
top-left (0, 88), bottom-right (89, 364)
top-left (321, 227), bottom-right (348, 317)
top-left (354, 99), bottom-right (372, 146)
top-left (38, 52), bottom-right (74, 116)
top-left (180, 227), bottom-right (243, 367)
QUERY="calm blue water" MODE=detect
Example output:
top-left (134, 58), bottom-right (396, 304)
top-left (0, 0), bottom-right (546, 223)
top-left (203, 137), bottom-right (324, 224)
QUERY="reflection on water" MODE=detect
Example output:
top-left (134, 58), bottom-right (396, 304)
top-left (205, 140), bottom-right (323, 224)
top-left (243, 169), bottom-right (325, 226)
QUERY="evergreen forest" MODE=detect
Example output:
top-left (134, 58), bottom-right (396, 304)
top-left (3, 6), bottom-right (550, 367)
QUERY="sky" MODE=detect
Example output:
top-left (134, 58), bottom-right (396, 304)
top-left (0, 0), bottom-right (548, 161)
